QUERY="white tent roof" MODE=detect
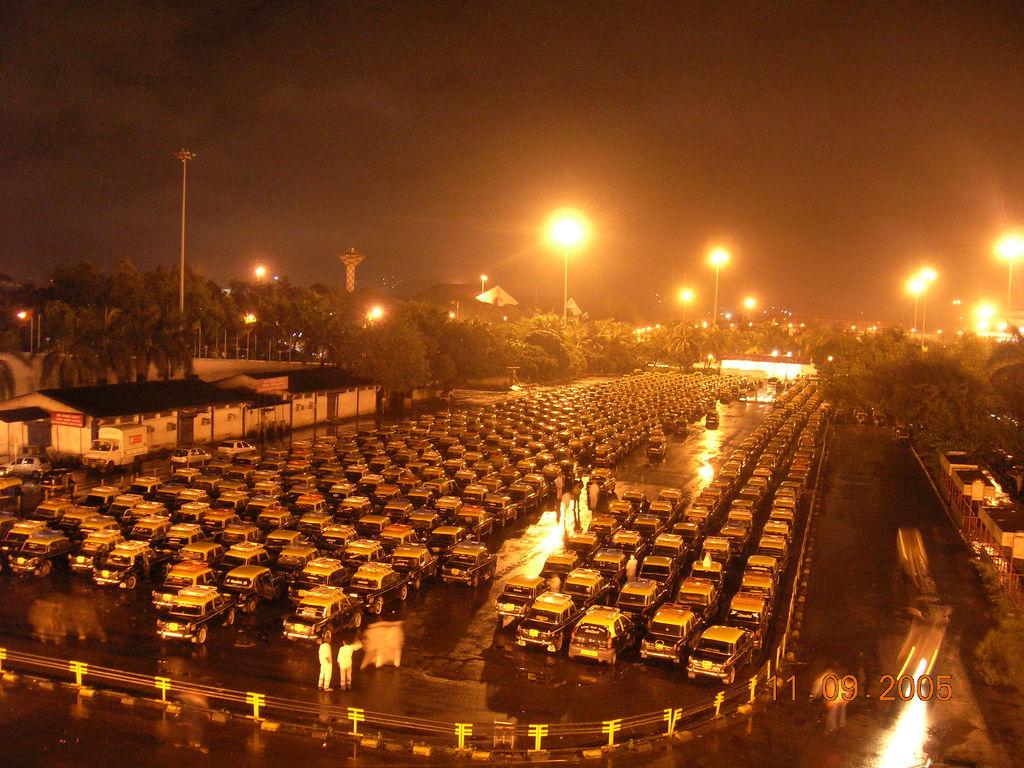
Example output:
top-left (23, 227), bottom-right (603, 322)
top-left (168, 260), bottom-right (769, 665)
top-left (476, 286), bottom-right (519, 307)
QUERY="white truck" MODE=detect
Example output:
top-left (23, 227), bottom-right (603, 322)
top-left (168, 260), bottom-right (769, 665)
top-left (84, 425), bottom-right (148, 472)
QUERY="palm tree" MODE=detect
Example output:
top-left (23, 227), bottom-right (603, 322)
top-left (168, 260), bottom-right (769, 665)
top-left (40, 301), bottom-right (99, 387)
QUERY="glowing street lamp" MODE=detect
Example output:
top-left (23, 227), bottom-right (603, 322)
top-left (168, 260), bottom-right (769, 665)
top-left (708, 247), bottom-right (730, 327)
top-left (480, 274), bottom-right (488, 294)
top-left (974, 302), bottom-right (997, 333)
top-left (243, 312), bottom-right (257, 358)
top-left (906, 267), bottom-right (937, 349)
top-left (367, 305), bottom-right (384, 323)
top-left (994, 232), bottom-right (1024, 312)
top-left (742, 296), bottom-right (757, 323)
top-left (678, 287), bottom-right (695, 323)
top-left (546, 208), bottom-right (591, 326)
top-left (254, 265), bottom-right (267, 282)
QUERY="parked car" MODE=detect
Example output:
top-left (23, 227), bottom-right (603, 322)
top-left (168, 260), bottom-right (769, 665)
top-left (568, 605), bottom-right (638, 664)
top-left (217, 440), bottom-right (257, 458)
top-left (2, 455), bottom-right (51, 479)
top-left (171, 447), bottom-right (213, 468)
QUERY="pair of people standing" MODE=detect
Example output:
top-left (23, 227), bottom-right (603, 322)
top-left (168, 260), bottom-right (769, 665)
top-left (317, 638), bottom-right (363, 691)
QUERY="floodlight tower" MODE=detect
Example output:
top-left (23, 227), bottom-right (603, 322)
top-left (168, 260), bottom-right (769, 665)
top-left (339, 247), bottom-right (365, 293)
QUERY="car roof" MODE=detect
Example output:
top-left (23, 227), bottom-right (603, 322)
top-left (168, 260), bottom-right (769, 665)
top-left (678, 578), bottom-right (715, 595)
top-left (182, 541), bottom-right (221, 552)
top-left (431, 525), bottom-right (464, 535)
top-left (565, 568), bottom-right (603, 585)
top-left (702, 625), bottom-right (747, 643)
top-left (26, 530), bottom-right (68, 543)
top-left (451, 542), bottom-right (487, 555)
top-left (578, 605), bottom-right (624, 627)
top-left (730, 593), bottom-right (767, 610)
top-left (621, 578), bottom-right (658, 594)
top-left (532, 592), bottom-right (575, 610)
top-left (299, 585), bottom-right (347, 606)
top-left (168, 561), bottom-right (212, 575)
top-left (505, 574), bottom-right (545, 589)
top-left (174, 585), bottom-right (220, 604)
top-left (592, 549), bottom-right (626, 564)
top-left (304, 557), bottom-right (344, 574)
top-left (391, 544), bottom-right (429, 558)
top-left (112, 540), bottom-right (150, 554)
top-left (227, 564), bottom-right (270, 578)
top-left (653, 604), bottom-right (697, 624)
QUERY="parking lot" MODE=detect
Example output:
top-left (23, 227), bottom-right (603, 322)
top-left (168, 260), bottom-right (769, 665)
top-left (0, 373), bottom-right (825, 725)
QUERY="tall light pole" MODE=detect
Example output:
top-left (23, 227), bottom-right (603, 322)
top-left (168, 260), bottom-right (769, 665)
top-left (678, 287), bottom-right (695, 323)
top-left (708, 247), bottom-right (731, 327)
top-left (743, 295), bottom-right (757, 324)
top-left (480, 274), bottom-right (488, 295)
top-left (176, 149), bottom-right (195, 314)
top-left (254, 265), bottom-right (267, 282)
top-left (994, 233), bottom-right (1024, 314)
top-left (906, 266), bottom-right (937, 349)
top-left (546, 208), bottom-right (590, 325)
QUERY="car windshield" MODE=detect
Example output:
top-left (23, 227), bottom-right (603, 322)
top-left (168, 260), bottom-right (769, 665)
top-left (430, 534), bottom-right (456, 546)
top-left (164, 575), bottom-right (194, 588)
top-left (448, 554), bottom-right (477, 567)
top-left (222, 554), bottom-right (249, 568)
top-left (617, 592), bottom-right (649, 607)
top-left (107, 553), bottom-right (134, 567)
top-left (82, 495), bottom-right (106, 507)
top-left (563, 582), bottom-right (591, 596)
top-left (90, 440), bottom-right (115, 452)
top-left (696, 638), bottom-right (734, 658)
top-left (296, 605), bottom-right (327, 619)
top-left (224, 576), bottom-right (252, 588)
top-left (641, 564), bottom-right (671, 578)
top-left (21, 542), bottom-right (49, 554)
top-left (678, 589), bottom-right (710, 606)
top-left (650, 620), bottom-right (685, 637)
top-left (504, 584), bottom-right (535, 598)
top-left (80, 541), bottom-right (110, 555)
top-left (302, 571), bottom-right (334, 585)
top-left (349, 576), bottom-right (380, 589)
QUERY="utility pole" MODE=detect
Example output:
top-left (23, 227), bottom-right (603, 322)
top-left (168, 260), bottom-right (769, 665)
top-left (176, 149), bottom-right (196, 314)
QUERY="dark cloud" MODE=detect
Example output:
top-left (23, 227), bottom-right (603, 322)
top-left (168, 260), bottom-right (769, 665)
top-left (1, 0), bottom-right (1023, 323)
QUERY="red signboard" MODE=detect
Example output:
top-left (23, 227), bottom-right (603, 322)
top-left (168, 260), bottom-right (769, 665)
top-left (51, 412), bottom-right (85, 428)
top-left (255, 376), bottom-right (289, 393)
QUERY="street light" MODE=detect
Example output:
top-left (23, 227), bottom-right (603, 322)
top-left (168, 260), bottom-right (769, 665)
top-left (906, 267), bottom-right (937, 349)
top-left (15, 309), bottom-right (34, 354)
top-left (243, 312), bottom-right (257, 358)
top-left (707, 247), bottom-right (731, 327)
top-left (175, 149), bottom-right (196, 314)
top-left (994, 232), bottom-right (1024, 313)
top-left (367, 305), bottom-right (384, 323)
top-left (254, 265), bottom-right (267, 282)
top-left (678, 287), bottom-right (695, 323)
top-left (480, 274), bottom-right (488, 294)
top-left (975, 302), bottom-right (997, 333)
top-left (546, 208), bottom-right (591, 325)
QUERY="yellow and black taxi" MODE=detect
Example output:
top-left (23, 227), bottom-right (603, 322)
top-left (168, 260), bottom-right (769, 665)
top-left (495, 575), bottom-right (548, 624)
top-left (483, 493), bottom-right (519, 527)
top-left (389, 543), bottom-right (438, 589)
top-left (222, 564), bottom-right (285, 612)
top-left (726, 507), bottom-right (754, 530)
top-left (162, 522), bottom-right (205, 556)
top-left (605, 500), bottom-right (636, 527)
top-left (382, 499), bottom-right (414, 523)
top-left (178, 540), bottom-right (225, 568)
top-left (719, 524), bottom-right (751, 559)
top-left (756, 534), bottom-right (789, 569)
top-left (78, 513), bottom-right (120, 540)
top-left (290, 556), bottom-right (348, 603)
top-left (337, 495), bottom-right (374, 523)
top-left (293, 493), bottom-right (328, 517)
top-left (319, 523), bottom-right (358, 555)
top-left (211, 490), bottom-right (250, 515)
top-left (153, 560), bottom-right (218, 609)
top-left (1, 519), bottom-right (47, 561)
top-left (690, 556), bottom-right (725, 588)
top-left (564, 531), bottom-right (600, 561)
top-left (10, 529), bottom-right (77, 576)
top-left (171, 467), bottom-right (201, 486)
top-left (673, 576), bottom-right (721, 623)
top-left (433, 495), bottom-right (463, 522)
top-left (201, 508), bottom-right (241, 538)
top-left (53, 505), bottom-right (100, 538)
top-left (128, 514), bottom-right (171, 546)
top-left (157, 585), bottom-right (237, 644)
top-left (71, 529), bottom-right (125, 573)
top-left (273, 543), bottom-right (319, 578)
top-left (354, 513), bottom-right (390, 539)
top-left (588, 515), bottom-right (622, 544)
top-left (379, 523), bottom-right (418, 554)
top-left (264, 527), bottom-right (309, 555)
top-left (687, 625), bottom-right (754, 684)
top-left (94, 540), bottom-right (169, 589)
top-left (539, 550), bottom-right (580, 580)
top-left (441, 541), bottom-right (497, 587)
top-left (739, 571), bottom-right (775, 602)
top-left (727, 592), bottom-right (771, 649)
top-left (608, 529), bottom-right (649, 561)
top-left (216, 541), bottom-right (272, 577)
top-left (744, 554), bottom-right (780, 586)
top-left (427, 524), bottom-right (468, 559)
top-left (700, 536), bottom-right (733, 568)
top-left (283, 585), bottom-right (363, 644)
top-left (657, 488), bottom-right (685, 515)
top-left (326, 481), bottom-right (358, 506)
top-left (569, 605), bottom-right (638, 664)
top-left (647, 500), bottom-right (677, 527)
top-left (762, 519), bottom-right (792, 543)
top-left (453, 505), bottom-right (494, 539)
top-left (341, 538), bottom-right (387, 574)
top-left (347, 561), bottom-right (409, 614)
top-left (650, 533), bottom-right (690, 567)
top-left (637, 554), bottom-right (679, 592)
top-left (640, 604), bottom-right (702, 664)
top-left (255, 504), bottom-right (297, 533)
top-left (614, 578), bottom-right (665, 625)
top-left (516, 592), bottom-right (582, 653)
top-left (30, 498), bottom-right (74, 527)
top-left (128, 476), bottom-right (162, 500)
top-left (219, 522), bottom-right (263, 547)
top-left (588, 468), bottom-right (616, 494)
top-left (79, 485), bottom-right (120, 515)
top-left (175, 500), bottom-right (212, 527)
top-left (589, 548), bottom-right (628, 589)
top-left (562, 567), bottom-right (612, 611)
top-left (109, 493), bottom-right (146, 524)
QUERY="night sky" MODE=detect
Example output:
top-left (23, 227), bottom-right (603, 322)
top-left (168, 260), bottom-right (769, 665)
top-left (2, 1), bottom-right (1023, 323)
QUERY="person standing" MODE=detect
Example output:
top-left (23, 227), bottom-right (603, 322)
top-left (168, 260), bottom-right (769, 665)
top-left (625, 554), bottom-right (638, 582)
top-left (553, 474), bottom-right (564, 508)
top-left (337, 638), bottom-right (363, 690)
top-left (587, 479), bottom-right (600, 514)
top-left (317, 639), bottom-right (333, 690)
top-left (572, 480), bottom-right (583, 531)
top-left (547, 573), bottom-right (561, 594)
top-left (67, 474), bottom-right (76, 502)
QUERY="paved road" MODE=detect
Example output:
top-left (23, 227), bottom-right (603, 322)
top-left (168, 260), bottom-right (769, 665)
top-left (0, 398), bottom-right (777, 728)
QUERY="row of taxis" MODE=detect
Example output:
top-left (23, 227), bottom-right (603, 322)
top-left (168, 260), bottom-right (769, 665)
top-left (1, 371), bottom-right (754, 649)
top-left (491, 379), bottom-right (829, 682)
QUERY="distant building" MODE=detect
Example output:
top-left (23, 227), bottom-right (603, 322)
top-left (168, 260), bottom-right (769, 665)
top-left (415, 283), bottom-right (523, 320)
top-left (476, 286), bottom-right (519, 307)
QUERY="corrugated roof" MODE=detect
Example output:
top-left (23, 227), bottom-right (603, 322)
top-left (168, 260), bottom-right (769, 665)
top-left (38, 380), bottom-right (262, 418)
top-left (244, 368), bottom-right (372, 393)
